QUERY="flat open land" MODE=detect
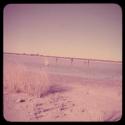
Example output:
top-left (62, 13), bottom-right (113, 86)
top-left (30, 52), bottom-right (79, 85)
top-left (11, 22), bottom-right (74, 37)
top-left (3, 53), bottom-right (122, 121)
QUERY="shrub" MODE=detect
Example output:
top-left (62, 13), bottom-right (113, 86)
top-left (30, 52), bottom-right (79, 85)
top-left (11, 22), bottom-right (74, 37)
top-left (4, 62), bottom-right (50, 97)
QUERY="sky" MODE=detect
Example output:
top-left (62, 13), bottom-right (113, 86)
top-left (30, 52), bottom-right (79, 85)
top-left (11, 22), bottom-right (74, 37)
top-left (4, 4), bottom-right (122, 61)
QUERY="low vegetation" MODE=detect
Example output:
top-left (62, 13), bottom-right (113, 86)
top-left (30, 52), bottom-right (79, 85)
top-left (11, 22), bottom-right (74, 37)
top-left (4, 62), bottom-right (51, 97)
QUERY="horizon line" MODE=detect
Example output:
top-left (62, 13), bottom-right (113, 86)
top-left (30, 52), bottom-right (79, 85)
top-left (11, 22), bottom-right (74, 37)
top-left (4, 52), bottom-right (122, 63)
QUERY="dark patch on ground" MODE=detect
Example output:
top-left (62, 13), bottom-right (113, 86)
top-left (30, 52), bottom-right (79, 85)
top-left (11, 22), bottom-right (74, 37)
top-left (40, 84), bottom-right (71, 97)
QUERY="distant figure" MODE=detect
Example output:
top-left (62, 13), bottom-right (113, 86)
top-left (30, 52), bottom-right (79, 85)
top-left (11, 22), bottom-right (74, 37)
top-left (88, 59), bottom-right (89, 66)
top-left (44, 57), bottom-right (49, 66)
top-left (56, 57), bottom-right (58, 63)
top-left (71, 58), bottom-right (73, 64)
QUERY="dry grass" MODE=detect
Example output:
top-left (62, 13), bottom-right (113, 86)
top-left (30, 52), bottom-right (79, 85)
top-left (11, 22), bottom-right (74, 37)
top-left (4, 62), bottom-right (51, 97)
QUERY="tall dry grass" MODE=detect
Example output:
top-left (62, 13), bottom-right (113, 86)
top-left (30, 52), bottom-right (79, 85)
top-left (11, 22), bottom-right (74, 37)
top-left (4, 62), bottom-right (51, 97)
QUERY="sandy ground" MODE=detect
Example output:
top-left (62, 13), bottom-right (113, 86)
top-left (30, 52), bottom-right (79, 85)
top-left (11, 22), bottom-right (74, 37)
top-left (4, 76), bottom-right (122, 122)
top-left (3, 54), bottom-right (122, 122)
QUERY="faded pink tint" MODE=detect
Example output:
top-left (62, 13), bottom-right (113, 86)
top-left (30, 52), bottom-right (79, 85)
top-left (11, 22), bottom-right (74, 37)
top-left (3, 4), bottom-right (122, 122)
top-left (4, 4), bottom-right (122, 61)
top-left (4, 53), bottom-right (122, 121)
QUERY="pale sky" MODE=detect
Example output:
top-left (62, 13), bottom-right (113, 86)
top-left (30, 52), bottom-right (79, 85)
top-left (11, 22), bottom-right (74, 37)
top-left (4, 4), bottom-right (122, 61)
